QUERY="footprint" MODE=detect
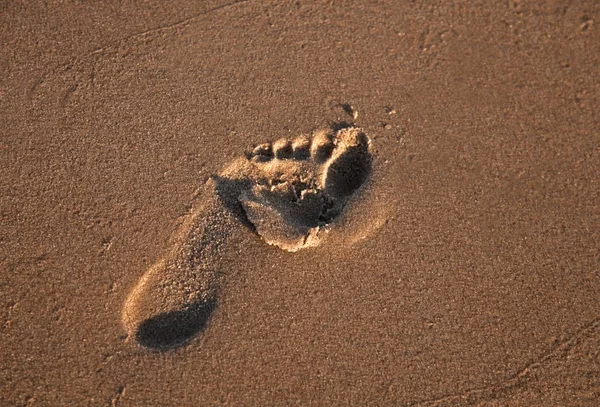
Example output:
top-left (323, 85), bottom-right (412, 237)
top-left (122, 126), bottom-right (372, 349)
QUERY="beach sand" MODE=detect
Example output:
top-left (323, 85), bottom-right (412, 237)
top-left (1, 1), bottom-right (599, 405)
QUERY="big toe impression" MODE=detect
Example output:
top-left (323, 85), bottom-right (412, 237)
top-left (325, 128), bottom-right (372, 199)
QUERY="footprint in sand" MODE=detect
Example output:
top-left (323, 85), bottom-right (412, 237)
top-left (122, 126), bottom-right (372, 349)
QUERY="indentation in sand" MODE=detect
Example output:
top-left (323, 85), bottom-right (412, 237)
top-left (123, 126), bottom-right (373, 349)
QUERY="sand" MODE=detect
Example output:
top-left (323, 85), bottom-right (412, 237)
top-left (1, 1), bottom-right (599, 406)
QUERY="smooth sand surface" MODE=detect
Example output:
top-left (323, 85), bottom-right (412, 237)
top-left (2, 1), bottom-right (599, 405)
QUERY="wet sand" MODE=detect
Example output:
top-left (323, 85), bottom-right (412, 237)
top-left (1, 1), bottom-right (599, 406)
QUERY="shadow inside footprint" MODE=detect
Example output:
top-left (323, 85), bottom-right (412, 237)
top-left (325, 140), bottom-right (372, 200)
top-left (134, 300), bottom-right (216, 349)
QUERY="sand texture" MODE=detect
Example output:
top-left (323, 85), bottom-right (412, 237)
top-left (1, 1), bottom-right (599, 406)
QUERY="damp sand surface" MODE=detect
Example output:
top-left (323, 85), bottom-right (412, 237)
top-left (2, 1), bottom-right (600, 406)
